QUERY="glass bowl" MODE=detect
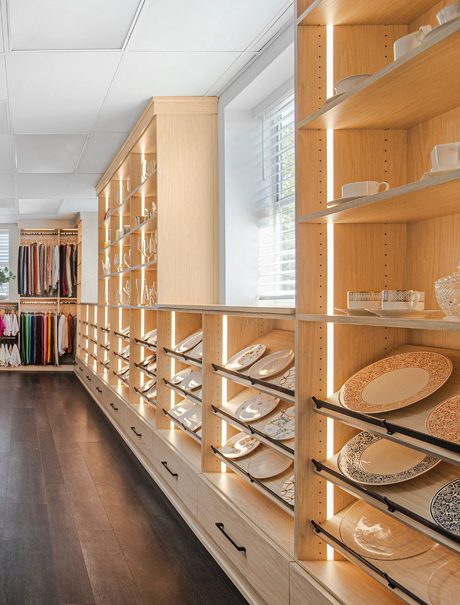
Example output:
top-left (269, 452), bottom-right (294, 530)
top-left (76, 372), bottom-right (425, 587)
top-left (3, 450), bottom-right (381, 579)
top-left (435, 263), bottom-right (460, 321)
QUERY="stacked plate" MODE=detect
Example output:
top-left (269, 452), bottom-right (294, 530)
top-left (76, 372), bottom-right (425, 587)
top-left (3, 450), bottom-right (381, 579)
top-left (169, 399), bottom-right (202, 433)
top-left (142, 328), bottom-right (157, 346)
top-left (225, 343), bottom-right (295, 389)
top-left (175, 330), bottom-right (202, 354)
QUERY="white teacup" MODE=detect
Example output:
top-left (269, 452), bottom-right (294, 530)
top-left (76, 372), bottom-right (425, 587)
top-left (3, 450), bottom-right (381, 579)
top-left (342, 181), bottom-right (389, 198)
top-left (393, 25), bottom-right (431, 60)
top-left (334, 74), bottom-right (371, 96)
top-left (431, 142), bottom-right (460, 171)
top-left (381, 290), bottom-right (425, 311)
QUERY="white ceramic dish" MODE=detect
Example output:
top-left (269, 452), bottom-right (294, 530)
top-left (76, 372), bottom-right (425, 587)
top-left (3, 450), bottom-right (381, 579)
top-left (170, 368), bottom-right (193, 385)
top-left (187, 340), bottom-right (203, 360)
top-left (220, 432), bottom-right (260, 459)
top-left (338, 350), bottom-right (452, 413)
top-left (337, 431), bottom-right (440, 485)
top-left (234, 393), bottom-right (280, 422)
top-left (278, 367), bottom-right (295, 391)
top-left (280, 475), bottom-right (295, 505)
top-left (175, 330), bottom-right (203, 354)
top-left (169, 399), bottom-right (195, 420)
top-left (248, 349), bottom-right (294, 380)
top-left (244, 447), bottom-right (293, 479)
top-left (327, 195), bottom-right (365, 208)
top-left (225, 344), bottom-right (266, 372)
top-left (178, 403), bottom-right (202, 432)
top-left (180, 371), bottom-right (203, 391)
top-left (264, 407), bottom-right (295, 441)
top-left (139, 378), bottom-right (156, 393)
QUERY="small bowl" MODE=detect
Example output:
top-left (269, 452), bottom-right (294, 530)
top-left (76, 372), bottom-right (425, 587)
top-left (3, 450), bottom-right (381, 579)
top-left (437, 2), bottom-right (460, 24)
top-left (334, 74), bottom-right (372, 96)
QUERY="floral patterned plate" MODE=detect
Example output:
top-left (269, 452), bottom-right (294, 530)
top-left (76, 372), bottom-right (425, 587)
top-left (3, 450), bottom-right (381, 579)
top-left (220, 432), bottom-right (260, 459)
top-left (264, 407), bottom-right (295, 440)
top-left (278, 367), bottom-right (295, 391)
top-left (234, 393), bottom-right (280, 422)
top-left (426, 395), bottom-right (460, 445)
top-left (430, 479), bottom-right (460, 537)
top-left (337, 431), bottom-right (440, 485)
top-left (225, 344), bottom-right (266, 372)
top-left (175, 330), bottom-right (203, 354)
top-left (281, 475), bottom-right (295, 506)
top-left (248, 349), bottom-right (294, 380)
top-left (339, 351), bottom-right (452, 413)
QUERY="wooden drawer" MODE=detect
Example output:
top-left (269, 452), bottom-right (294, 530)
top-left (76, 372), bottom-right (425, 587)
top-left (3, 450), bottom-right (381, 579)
top-left (197, 478), bottom-right (290, 605)
top-left (122, 405), bottom-right (153, 462)
top-left (290, 563), bottom-right (338, 605)
top-left (105, 394), bottom-right (125, 424)
top-left (151, 433), bottom-right (198, 514)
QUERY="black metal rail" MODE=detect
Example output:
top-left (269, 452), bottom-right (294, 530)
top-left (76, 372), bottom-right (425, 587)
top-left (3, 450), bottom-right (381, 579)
top-left (212, 363), bottom-right (294, 399)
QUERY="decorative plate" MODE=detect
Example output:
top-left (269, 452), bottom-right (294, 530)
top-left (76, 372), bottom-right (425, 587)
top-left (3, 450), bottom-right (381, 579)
top-left (175, 330), bottom-right (203, 354)
top-left (169, 399), bottom-right (195, 420)
top-left (170, 368), bottom-right (193, 385)
top-left (121, 326), bottom-right (130, 336)
top-left (179, 404), bottom-right (202, 432)
top-left (140, 378), bottom-right (156, 393)
top-left (426, 395), bottom-right (460, 445)
top-left (248, 349), bottom-right (294, 380)
top-left (140, 354), bottom-right (156, 367)
top-left (187, 341), bottom-right (203, 360)
top-left (145, 361), bottom-right (157, 374)
top-left (430, 479), bottom-right (460, 537)
top-left (225, 344), bottom-right (266, 372)
top-left (281, 475), bottom-right (295, 506)
top-left (264, 407), bottom-right (295, 441)
top-left (245, 448), bottom-right (293, 479)
top-left (428, 559), bottom-right (460, 605)
top-left (337, 431), bottom-right (440, 485)
top-left (180, 371), bottom-right (202, 391)
top-left (278, 367), bottom-right (295, 391)
top-left (220, 432), bottom-right (260, 459)
top-left (145, 388), bottom-right (157, 400)
top-left (142, 328), bottom-right (157, 344)
top-left (340, 501), bottom-right (433, 561)
top-left (234, 393), bottom-right (280, 422)
top-left (338, 351), bottom-right (453, 413)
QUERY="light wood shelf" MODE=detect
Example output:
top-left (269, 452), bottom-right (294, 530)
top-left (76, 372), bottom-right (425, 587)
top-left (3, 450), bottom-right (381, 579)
top-left (298, 19), bottom-right (460, 129)
top-left (298, 312), bottom-right (460, 332)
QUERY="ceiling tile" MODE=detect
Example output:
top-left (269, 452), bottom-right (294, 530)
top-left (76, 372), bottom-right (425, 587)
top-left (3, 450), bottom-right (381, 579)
top-left (9, 0), bottom-right (141, 51)
top-left (205, 52), bottom-right (258, 96)
top-left (59, 198), bottom-right (98, 214)
top-left (77, 132), bottom-right (127, 173)
top-left (0, 175), bottom-right (15, 197)
top-left (0, 199), bottom-right (15, 209)
top-left (16, 174), bottom-right (73, 197)
top-left (19, 199), bottom-right (62, 215)
top-left (68, 174), bottom-right (102, 198)
top-left (8, 52), bottom-right (121, 133)
top-left (0, 58), bottom-right (7, 99)
top-left (0, 102), bottom-right (10, 134)
top-left (16, 134), bottom-right (88, 173)
top-left (129, 0), bottom-right (292, 51)
top-left (0, 136), bottom-right (15, 173)
top-left (96, 51), bottom-right (239, 131)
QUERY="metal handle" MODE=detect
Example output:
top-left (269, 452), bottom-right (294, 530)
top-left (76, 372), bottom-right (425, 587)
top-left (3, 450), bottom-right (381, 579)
top-left (161, 460), bottom-right (178, 478)
top-left (96, 387), bottom-right (102, 393)
top-left (86, 375), bottom-right (92, 381)
top-left (215, 523), bottom-right (246, 553)
top-left (110, 403), bottom-right (119, 411)
top-left (78, 366), bottom-right (83, 371)
top-left (131, 426), bottom-right (142, 438)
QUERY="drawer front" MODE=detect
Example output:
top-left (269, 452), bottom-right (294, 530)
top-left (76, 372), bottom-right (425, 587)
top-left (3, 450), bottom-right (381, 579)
top-left (122, 406), bottom-right (153, 461)
top-left (151, 433), bottom-right (197, 515)
top-left (105, 395), bottom-right (125, 424)
top-left (197, 479), bottom-right (290, 605)
top-left (290, 564), bottom-right (338, 605)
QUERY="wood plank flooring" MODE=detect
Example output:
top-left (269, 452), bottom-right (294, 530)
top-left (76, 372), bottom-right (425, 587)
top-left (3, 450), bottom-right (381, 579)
top-left (0, 372), bottom-right (247, 605)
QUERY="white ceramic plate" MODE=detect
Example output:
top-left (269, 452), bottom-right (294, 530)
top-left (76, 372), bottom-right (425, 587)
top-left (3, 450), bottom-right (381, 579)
top-left (426, 395), bottom-right (460, 445)
top-left (277, 367), bottom-right (295, 391)
top-left (225, 344), bottom-right (266, 371)
top-left (220, 432), bottom-right (260, 459)
top-left (169, 399), bottom-right (195, 420)
top-left (339, 351), bottom-right (453, 413)
top-left (338, 431), bottom-right (440, 485)
top-left (280, 475), bottom-right (295, 505)
top-left (121, 326), bottom-right (130, 336)
top-left (140, 378), bottom-right (156, 393)
top-left (264, 407), bottom-right (295, 441)
top-left (335, 308), bottom-right (375, 317)
top-left (140, 354), bottom-right (156, 367)
top-left (145, 361), bottom-right (157, 374)
top-left (248, 349), bottom-right (294, 380)
top-left (187, 340), bottom-right (203, 360)
top-left (234, 393), bottom-right (280, 422)
top-left (175, 330), bottom-right (203, 354)
top-left (142, 328), bottom-right (157, 344)
top-left (245, 447), bottom-right (293, 479)
top-left (179, 403), bottom-right (202, 432)
top-left (180, 371), bottom-right (203, 391)
top-left (170, 368), bottom-right (193, 385)
top-left (428, 559), bottom-right (460, 605)
top-left (430, 479), bottom-right (460, 537)
top-left (340, 501), bottom-right (433, 561)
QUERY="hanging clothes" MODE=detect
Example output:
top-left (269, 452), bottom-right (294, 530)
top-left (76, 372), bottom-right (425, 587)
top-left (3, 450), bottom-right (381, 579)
top-left (17, 242), bottom-right (77, 297)
top-left (20, 312), bottom-right (58, 366)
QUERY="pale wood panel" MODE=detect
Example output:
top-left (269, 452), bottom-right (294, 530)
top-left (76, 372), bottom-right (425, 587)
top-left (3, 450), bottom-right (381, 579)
top-left (157, 111), bottom-right (218, 304)
top-left (299, 0), bottom-right (438, 25)
top-left (297, 130), bottom-right (327, 216)
top-left (297, 26), bottom-right (326, 120)
top-left (297, 223), bottom-right (327, 315)
top-left (410, 0), bottom-right (451, 30)
top-left (333, 25), bottom-right (407, 84)
top-left (333, 130), bottom-right (407, 200)
top-left (156, 310), bottom-right (172, 429)
top-left (202, 313), bottom-right (223, 472)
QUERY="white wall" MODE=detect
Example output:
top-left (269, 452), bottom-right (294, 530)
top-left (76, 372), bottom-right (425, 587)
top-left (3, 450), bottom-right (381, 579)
top-left (80, 212), bottom-right (98, 303)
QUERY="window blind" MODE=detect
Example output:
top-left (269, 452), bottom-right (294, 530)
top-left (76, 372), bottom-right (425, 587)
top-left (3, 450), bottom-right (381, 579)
top-left (256, 92), bottom-right (295, 303)
top-left (0, 229), bottom-right (10, 297)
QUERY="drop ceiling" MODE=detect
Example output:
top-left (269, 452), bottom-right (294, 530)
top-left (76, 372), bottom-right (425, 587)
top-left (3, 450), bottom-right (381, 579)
top-left (0, 0), bottom-right (293, 222)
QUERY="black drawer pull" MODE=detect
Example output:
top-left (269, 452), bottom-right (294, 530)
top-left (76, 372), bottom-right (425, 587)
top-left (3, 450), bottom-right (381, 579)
top-left (215, 523), bottom-right (246, 553)
top-left (78, 366), bottom-right (83, 371)
top-left (86, 375), bottom-right (92, 381)
top-left (131, 426), bottom-right (142, 438)
top-left (110, 403), bottom-right (119, 411)
top-left (96, 386), bottom-right (102, 393)
top-left (161, 460), bottom-right (178, 478)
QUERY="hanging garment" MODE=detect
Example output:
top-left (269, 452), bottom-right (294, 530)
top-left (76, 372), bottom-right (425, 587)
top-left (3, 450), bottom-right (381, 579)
top-left (9, 344), bottom-right (21, 367)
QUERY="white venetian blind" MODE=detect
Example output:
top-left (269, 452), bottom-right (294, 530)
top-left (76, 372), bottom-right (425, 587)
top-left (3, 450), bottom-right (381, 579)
top-left (0, 229), bottom-right (9, 297)
top-left (256, 91), bottom-right (295, 303)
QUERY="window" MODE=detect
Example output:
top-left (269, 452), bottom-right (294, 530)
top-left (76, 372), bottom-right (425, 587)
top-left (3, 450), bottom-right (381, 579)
top-left (256, 91), bottom-right (295, 302)
top-left (0, 229), bottom-right (10, 298)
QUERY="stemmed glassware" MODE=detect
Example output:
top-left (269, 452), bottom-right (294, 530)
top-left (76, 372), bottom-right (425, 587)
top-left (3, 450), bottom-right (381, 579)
top-left (141, 158), bottom-right (156, 183)
top-left (101, 258), bottom-right (111, 277)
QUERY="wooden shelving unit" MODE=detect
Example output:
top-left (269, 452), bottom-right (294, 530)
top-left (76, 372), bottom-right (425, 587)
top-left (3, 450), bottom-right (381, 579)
top-left (296, 2), bottom-right (460, 604)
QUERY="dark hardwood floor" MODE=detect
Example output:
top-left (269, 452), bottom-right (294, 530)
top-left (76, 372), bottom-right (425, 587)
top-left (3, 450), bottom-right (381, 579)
top-left (0, 372), bottom-right (247, 605)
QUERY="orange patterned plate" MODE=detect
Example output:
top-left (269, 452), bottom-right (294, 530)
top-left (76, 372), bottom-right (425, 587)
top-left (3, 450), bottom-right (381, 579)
top-left (426, 395), bottom-right (460, 445)
top-left (339, 351), bottom-right (452, 413)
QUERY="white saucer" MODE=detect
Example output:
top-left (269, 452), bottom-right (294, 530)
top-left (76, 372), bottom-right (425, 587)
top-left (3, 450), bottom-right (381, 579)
top-left (420, 168), bottom-right (460, 181)
top-left (424, 16), bottom-right (460, 40)
top-left (327, 195), bottom-right (365, 208)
